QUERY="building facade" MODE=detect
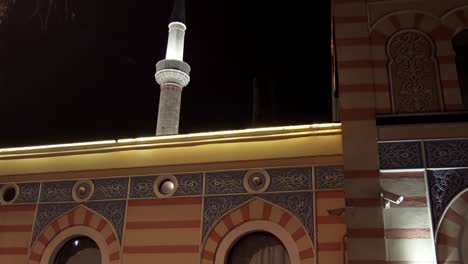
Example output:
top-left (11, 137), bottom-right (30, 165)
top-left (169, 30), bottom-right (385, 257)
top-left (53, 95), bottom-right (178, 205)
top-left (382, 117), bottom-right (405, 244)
top-left (334, 0), bottom-right (468, 263)
top-left (0, 0), bottom-right (468, 264)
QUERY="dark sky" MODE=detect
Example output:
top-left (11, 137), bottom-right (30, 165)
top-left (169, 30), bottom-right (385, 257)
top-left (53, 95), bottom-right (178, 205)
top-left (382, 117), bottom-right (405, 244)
top-left (0, 0), bottom-right (332, 147)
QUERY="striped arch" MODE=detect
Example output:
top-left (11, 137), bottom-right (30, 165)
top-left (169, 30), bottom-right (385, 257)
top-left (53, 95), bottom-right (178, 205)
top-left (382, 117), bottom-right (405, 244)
top-left (29, 205), bottom-right (121, 264)
top-left (201, 197), bottom-right (315, 264)
top-left (441, 5), bottom-right (468, 36)
top-left (436, 189), bottom-right (468, 264)
top-left (370, 11), bottom-right (463, 113)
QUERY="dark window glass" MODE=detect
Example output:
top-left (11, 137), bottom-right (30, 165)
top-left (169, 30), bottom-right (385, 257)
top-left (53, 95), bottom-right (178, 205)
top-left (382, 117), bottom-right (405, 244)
top-left (54, 236), bottom-right (100, 264)
top-left (228, 232), bottom-right (290, 264)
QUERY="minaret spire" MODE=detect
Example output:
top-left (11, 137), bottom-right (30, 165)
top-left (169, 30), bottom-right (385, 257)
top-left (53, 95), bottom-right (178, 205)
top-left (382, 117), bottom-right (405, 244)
top-left (154, 0), bottom-right (190, 136)
top-left (170, 0), bottom-right (186, 24)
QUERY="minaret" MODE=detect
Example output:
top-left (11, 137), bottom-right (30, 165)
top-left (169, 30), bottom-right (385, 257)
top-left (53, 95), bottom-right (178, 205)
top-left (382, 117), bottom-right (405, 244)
top-left (155, 0), bottom-right (190, 135)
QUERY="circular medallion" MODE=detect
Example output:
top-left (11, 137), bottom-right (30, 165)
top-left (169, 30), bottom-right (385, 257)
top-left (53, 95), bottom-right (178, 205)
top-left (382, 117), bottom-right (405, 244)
top-left (72, 180), bottom-right (94, 202)
top-left (154, 175), bottom-right (178, 198)
top-left (243, 169), bottom-right (270, 194)
top-left (0, 183), bottom-right (19, 205)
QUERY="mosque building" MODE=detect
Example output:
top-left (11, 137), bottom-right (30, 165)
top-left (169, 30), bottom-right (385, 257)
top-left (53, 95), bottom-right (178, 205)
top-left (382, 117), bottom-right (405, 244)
top-left (0, 0), bottom-right (468, 263)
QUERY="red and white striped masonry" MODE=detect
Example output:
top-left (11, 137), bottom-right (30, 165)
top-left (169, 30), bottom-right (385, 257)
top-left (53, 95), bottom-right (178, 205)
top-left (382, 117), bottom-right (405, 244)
top-left (0, 204), bottom-right (36, 263)
top-left (335, 1), bottom-right (467, 263)
top-left (369, 10), bottom-right (467, 113)
top-left (335, 0), bottom-right (387, 263)
top-left (336, 6), bottom-right (467, 115)
top-left (436, 190), bottom-right (468, 264)
top-left (201, 198), bottom-right (315, 264)
top-left (29, 206), bottom-right (121, 264)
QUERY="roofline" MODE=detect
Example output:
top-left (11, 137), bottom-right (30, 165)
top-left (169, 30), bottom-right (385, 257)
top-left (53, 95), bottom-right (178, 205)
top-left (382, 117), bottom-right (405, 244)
top-left (0, 123), bottom-right (341, 159)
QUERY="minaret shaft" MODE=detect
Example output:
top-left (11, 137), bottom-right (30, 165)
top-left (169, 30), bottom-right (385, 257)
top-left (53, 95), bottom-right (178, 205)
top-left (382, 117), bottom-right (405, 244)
top-left (155, 0), bottom-right (190, 136)
top-left (156, 84), bottom-right (183, 135)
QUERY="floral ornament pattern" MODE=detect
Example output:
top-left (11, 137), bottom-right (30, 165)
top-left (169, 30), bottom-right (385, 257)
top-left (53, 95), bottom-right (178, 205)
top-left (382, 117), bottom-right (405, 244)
top-left (91, 178), bottom-right (129, 200)
top-left (130, 176), bottom-right (157, 199)
top-left (379, 142), bottom-right (423, 169)
top-left (40, 181), bottom-right (76, 203)
top-left (205, 170), bottom-right (247, 194)
top-left (16, 183), bottom-right (40, 204)
top-left (388, 30), bottom-right (441, 113)
top-left (425, 140), bottom-right (468, 168)
top-left (86, 201), bottom-right (126, 242)
top-left (315, 166), bottom-right (344, 189)
top-left (260, 192), bottom-right (314, 238)
top-left (32, 203), bottom-right (77, 244)
top-left (427, 169), bottom-right (468, 231)
top-left (266, 167), bottom-right (312, 191)
top-left (32, 201), bottom-right (127, 244)
top-left (202, 195), bottom-right (252, 239)
top-left (175, 173), bottom-right (203, 196)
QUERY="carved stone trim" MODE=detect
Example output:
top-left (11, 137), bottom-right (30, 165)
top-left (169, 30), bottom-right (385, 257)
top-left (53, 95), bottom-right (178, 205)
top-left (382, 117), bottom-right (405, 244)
top-left (168, 21), bottom-right (186, 31)
top-left (155, 69), bottom-right (190, 87)
top-left (387, 30), bottom-right (442, 113)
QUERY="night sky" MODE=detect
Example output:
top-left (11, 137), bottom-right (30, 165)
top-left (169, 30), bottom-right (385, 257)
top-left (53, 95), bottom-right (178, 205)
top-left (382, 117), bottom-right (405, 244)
top-left (0, 0), bottom-right (332, 147)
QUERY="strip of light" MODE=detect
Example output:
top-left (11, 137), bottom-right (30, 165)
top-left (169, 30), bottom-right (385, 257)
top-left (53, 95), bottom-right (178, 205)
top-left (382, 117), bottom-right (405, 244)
top-left (0, 140), bottom-right (117, 153)
top-left (117, 130), bottom-right (342, 150)
top-left (117, 123), bottom-right (341, 143)
top-left (0, 123), bottom-right (341, 153)
top-left (0, 129), bottom-right (341, 159)
top-left (379, 169), bottom-right (426, 173)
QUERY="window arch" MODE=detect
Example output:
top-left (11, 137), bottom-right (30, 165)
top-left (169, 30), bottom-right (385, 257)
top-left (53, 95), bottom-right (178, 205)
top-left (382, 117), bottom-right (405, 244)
top-left (435, 189), bottom-right (468, 264)
top-left (387, 30), bottom-right (443, 113)
top-left (29, 206), bottom-right (121, 264)
top-left (201, 198), bottom-right (314, 264)
top-left (453, 30), bottom-right (468, 109)
top-left (227, 232), bottom-right (290, 264)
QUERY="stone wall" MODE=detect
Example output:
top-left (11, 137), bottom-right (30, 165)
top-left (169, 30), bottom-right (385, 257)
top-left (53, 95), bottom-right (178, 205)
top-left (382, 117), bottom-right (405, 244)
top-left (0, 164), bottom-right (346, 264)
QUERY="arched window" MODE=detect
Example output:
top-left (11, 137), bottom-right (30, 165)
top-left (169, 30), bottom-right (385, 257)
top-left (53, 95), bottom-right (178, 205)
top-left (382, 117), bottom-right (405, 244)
top-left (227, 232), bottom-right (290, 264)
top-left (453, 30), bottom-right (468, 109)
top-left (53, 236), bottom-right (101, 264)
top-left (387, 30), bottom-right (442, 113)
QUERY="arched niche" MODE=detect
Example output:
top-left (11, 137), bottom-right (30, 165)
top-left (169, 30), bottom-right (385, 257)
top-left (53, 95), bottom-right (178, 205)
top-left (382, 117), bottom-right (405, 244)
top-left (387, 30), bottom-right (443, 113)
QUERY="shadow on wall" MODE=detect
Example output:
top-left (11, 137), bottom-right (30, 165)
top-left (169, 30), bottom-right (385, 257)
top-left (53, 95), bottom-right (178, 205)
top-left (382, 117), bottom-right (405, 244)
top-left (453, 30), bottom-right (468, 109)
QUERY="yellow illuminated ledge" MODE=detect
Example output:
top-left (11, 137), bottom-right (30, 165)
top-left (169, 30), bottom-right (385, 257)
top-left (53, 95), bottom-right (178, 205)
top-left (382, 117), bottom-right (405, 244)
top-left (0, 123), bottom-right (341, 158)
